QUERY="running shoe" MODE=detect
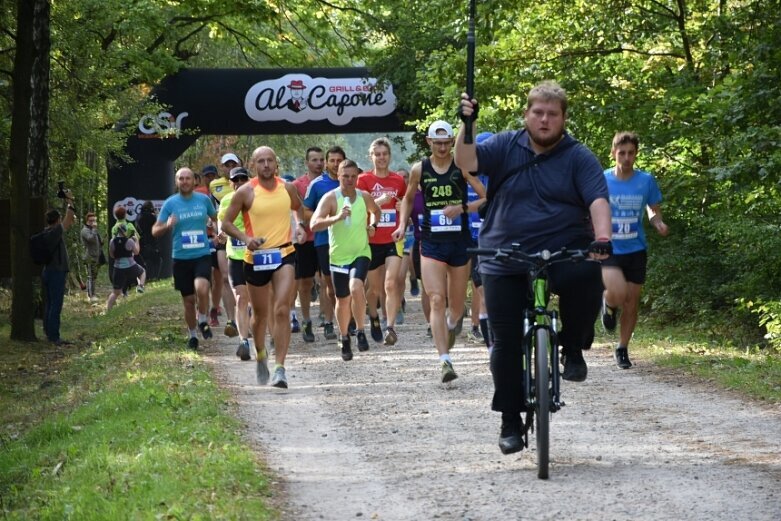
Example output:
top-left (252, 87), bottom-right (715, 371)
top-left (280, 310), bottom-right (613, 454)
top-left (383, 326), bottom-right (398, 346)
top-left (441, 360), bottom-right (458, 383)
top-left (341, 336), bottom-right (353, 361)
top-left (348, 317), bottom-right (357, 336)
top-left (601, 296), bottom-right (619, 333)
top-left (256, 348), bottom-right (270, 385)
top-left (187, 336), bottom-right (199, 350)
top-left (369, 316), bottom-right (383, 342)
top-left (396, 309), bottom-right (405, 325)
top-left (209, 307), bottom-right (219, 327)
top-left (302, 320), bottom-right (315, 343)
top-left (224, 320), bottom-right (238, 338)
top-left (270, 366), bottom-right (288, 388)
top-left (614, 346), bottom-right (633, 369)
top-left (356, 330), bottom-right (370, 352)
top-left (324, 322), bottom-right (337, 340)
top-left (426, 325), bottom-right (432, 338)
top-left (291, 316), bottom-right (301, 333)
top-left (410, 278), bottom-right (420, 297)
top-left (466, 326), bottom-right (483, 343)
top-left (136, 285), bottom-right (145, 294)
top-left (236, 339), bottom-right (251, 361)
top-left (198, 321), bottom-right (213, 340)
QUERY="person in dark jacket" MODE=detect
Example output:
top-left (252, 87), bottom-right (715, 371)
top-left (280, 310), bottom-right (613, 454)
top-left (42, 197), bottom-right (76, 345)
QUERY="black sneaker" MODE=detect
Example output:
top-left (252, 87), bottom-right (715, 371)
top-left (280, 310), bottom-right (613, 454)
top-left (498, 414), bottom-right (525, 455)
top-left (601, 296), bottom-right (619, 333)
top-left (562, 350), bottom-right (588, 382)
top-left (302, 320), bottom-right (315, 343)
top-left (614, 346), bottom-right (633, 369)
top-left (356, 330), bottom-right (370, 352)
top-left (187, 336), bottom-right (199, 350)
top-left (369, 316), bottom-right (383, 342)
top-left (324, 322), bottom-right (337, 340)
top-left (348, 317), bottom-right (357, 336)
top-left (198, 321), bottom-right (213, 340)
top-left (236, 339), bottom-right (251, 361)
top-left (341, 336), bottom-right (353, 361)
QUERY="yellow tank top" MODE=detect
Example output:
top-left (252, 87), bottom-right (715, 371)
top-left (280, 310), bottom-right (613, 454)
top-left (242, 177), bottom-right (295, 264)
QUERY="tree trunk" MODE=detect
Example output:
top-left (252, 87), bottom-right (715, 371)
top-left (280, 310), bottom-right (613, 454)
top-left (9, 0), bottom-right (51, 342)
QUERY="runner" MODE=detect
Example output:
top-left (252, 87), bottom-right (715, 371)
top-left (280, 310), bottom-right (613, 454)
top-left (152, 167), bottom-right (217, 350)
top-left (310, 159), bottom-right (381, 360)
top-left (357, 138), bottom-right (407, 346)
top-left (292, 147), bottom-right (324, 343)
top-left (217, 166), bottom-right (254, 361)
top-left (303, 145), bottom-right (345, 342)
top-left (393, 121), bottom-right (486, 383)
top-left (221, 146), bottom-right (306, 388)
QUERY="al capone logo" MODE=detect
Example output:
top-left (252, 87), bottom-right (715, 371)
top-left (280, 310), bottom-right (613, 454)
top-left (244, 74), bottom-right (396, 125)
top-left (137, 111), bottom-right (189, 138)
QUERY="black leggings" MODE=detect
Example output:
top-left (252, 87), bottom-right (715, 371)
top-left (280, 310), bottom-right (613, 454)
top-left (482, 259), bottom-right (602, 414)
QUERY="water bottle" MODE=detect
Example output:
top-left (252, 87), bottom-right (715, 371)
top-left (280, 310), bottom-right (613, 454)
top-left (343, 197), bottom-right (352, 226)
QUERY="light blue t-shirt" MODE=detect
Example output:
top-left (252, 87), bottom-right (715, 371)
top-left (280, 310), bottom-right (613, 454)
top-left (467, 174), bottom-right (488, 242)
top-left (604, 168), bottom-right (663, 255)
top-left (157, 192), bottom-right (217, 260)
top-left (304, 174), bottom-right (340, 247)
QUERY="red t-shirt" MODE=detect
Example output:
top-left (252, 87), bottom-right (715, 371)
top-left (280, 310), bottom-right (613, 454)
top-left (292, 174), bottom-right (316, 242)
top-left (356, 171), bottom-right (407, 244)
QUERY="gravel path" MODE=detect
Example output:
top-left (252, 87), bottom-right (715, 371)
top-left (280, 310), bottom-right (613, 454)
top-left (205, 297), bottom-right (781, 521)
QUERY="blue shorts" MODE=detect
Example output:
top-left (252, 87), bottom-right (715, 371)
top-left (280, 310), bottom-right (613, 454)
top-left (421, 235), bottom-right (471, 267)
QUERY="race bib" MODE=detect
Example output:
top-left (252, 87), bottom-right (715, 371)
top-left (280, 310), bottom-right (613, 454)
top-left (430, 209), bottom-right (462, 233)
top-left (181, 230), bottom-right (206, 249)
top-left (378, 209), bottom-right (397, 228)
top-left (252, 248), bottom-right (282, 271)
top-left (330, 264), bottom-right (350, 275)
top-left (612, 218), bottom-right (639, 240)
top-left (230, 237), bottom-right (246, 248)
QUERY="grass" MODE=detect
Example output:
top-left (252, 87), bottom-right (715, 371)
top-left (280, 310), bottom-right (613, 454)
top-left (0, 279), bottom-right (277, 520)
top-left (596, 316), bottom-right (781, 404)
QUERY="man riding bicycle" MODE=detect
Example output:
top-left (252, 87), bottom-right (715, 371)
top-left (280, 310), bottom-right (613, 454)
top-left (454, 81), bottom-right (612, 455)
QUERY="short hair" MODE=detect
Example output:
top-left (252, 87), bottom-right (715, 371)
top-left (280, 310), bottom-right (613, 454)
top-left (369, 137), bottom-right (391, 156)
top-left (527, 80), bottom-right (568, 115)
top-left (46, 209), bottom-right (61, 225)
top-left (612, 131), bottom-right (640, 150)
top-left (326, 145), bottom-right (346, 161)
top-left (338, 159), bottom-right (359, 173)
top-left (85, 212), bottom-right (96, 221)
top-left (114, 206), bottom-right (127, 220)
top-left (306, 146), bottom-right (323, 160)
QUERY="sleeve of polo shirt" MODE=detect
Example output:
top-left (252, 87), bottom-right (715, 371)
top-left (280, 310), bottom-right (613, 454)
top-left (573, 147), bottom-right (609, 207)
top-left (475, 131), bottom-right (517, 180)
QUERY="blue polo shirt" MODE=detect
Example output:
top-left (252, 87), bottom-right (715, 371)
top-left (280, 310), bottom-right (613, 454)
top-left (604, 168), bottom-right (662, 255)
top-left (475, 130), bottom-right (607, 275)
top-left (157, 192), bottom-right (216, 260)
top-left (467, 174), bottom-right (488, 242)
top-left (304, 173), bottom-right (340, 247)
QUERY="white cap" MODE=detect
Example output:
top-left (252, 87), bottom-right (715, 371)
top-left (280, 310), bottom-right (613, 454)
top-left (427, 120), bottom-right (454, 139)
top-left (220, 153), bottom-right (240, 165)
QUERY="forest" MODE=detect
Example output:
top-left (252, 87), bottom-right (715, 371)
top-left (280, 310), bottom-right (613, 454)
top-left (3, 0), bottom-right (780, 346)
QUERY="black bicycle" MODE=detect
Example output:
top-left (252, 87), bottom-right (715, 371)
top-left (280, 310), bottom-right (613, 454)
top-left (468, 244), bottom-right (591, 479)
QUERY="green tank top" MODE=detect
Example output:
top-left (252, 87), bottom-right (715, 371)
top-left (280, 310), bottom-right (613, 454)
top-left (329, 189), bottom-right (371, 266)
top-left (218, 192), bottom-right (246, 261)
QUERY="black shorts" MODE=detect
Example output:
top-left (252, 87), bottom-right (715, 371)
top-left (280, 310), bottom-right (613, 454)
top-left (228, 258), bottom-right (247, 287)
top-left (316, 244), bottom-right (331, 277)
top-left (369, 242), bottom-right (400, 271)
top-left (243, 253), bottom-right (296, 287)
top-left (112, 264), bottom-right (145, 290)
top-left (331, 256), bottom-right (370, 298)
top-left (421, 234), bottom-right (471, 267)
top-left (601, 249), bottom-right (648, 284)
top-left (412, 239), bottom-right (421, 281)
top-left (295, 241), bottom-right (318, 279)
top-left (173, 255), bottom-right (212, 297)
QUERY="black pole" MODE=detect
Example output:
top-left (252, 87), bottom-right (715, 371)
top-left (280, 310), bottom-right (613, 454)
top-left (464, 0), bottom-right (476, 144)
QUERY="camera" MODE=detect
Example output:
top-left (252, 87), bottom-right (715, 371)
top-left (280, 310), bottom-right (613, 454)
top-left (57, 181), bottom-right (66, 199)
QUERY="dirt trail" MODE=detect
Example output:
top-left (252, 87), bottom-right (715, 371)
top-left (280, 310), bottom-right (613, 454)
top-left (205, 297), bottom-right (781, 521)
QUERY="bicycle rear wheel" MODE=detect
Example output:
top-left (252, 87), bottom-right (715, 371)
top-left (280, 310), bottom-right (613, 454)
top-left (534, 328), bottom-right (551, 479)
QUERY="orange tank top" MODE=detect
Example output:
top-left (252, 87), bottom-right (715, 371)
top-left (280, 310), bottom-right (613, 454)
top-left (242, 177), bottom-right (295, 264)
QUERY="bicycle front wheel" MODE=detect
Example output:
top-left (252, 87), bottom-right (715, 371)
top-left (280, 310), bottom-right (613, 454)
top-left (534, 327), bottom-right (551, 479)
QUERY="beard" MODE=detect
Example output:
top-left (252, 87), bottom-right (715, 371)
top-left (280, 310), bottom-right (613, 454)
top-left (527, 127), bottom-right (564, 149)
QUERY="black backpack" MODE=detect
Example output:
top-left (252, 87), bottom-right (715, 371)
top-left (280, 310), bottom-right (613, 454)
top-left (29, 230), bottom-right (55, 265)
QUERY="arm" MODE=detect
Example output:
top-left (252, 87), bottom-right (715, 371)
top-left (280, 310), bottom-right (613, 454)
top-left (152, 204), bottom-right (174, 238)
top-left (589, 197), bottom-right (612, 259)
top-left (364, 192), bottom-right (381, 239)
top-left (454, 93), bottom-right (479, 173)
top-left (221, 185), bottom-right (263, 251)
top-left (130, 238), bottom-right (141, 256)
top-left (62, 201), bottom-right (76, 232)
top-left (391, 163), bottom-right (421, 241)
top-left (309, 192), bottom-right (340, 232)
top-left (647, 204), bottom-right (669, 236)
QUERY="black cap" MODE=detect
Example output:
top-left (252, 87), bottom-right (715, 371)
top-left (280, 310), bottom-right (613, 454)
top-left (201, 165), bottom-right (218, 176)
top-left (229, 167), bottom-right (250, 180)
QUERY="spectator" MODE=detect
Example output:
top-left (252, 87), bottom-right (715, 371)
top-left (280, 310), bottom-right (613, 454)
top-left (137, 200), bottom-right (161, 280)
top-left (41, 196), bottom-right (76, 345)
top-left (80, 212), bottom-right (104, 302)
